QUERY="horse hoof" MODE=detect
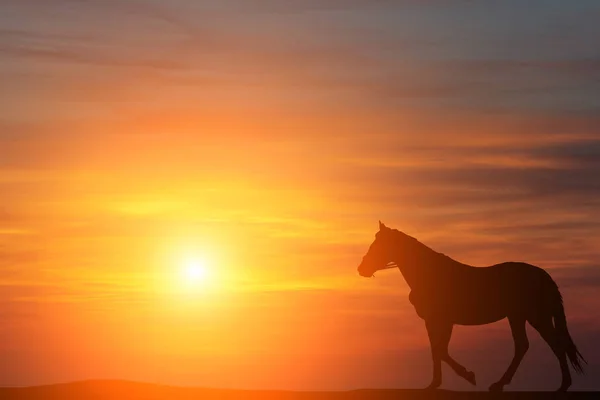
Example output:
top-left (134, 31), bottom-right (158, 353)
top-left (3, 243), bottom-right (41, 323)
top-left (465, 371), bottom-right (476, 386)
top-left (488, 382), bottom-right (504, 392)
top-left (424, 381), bottom-right (441, 390)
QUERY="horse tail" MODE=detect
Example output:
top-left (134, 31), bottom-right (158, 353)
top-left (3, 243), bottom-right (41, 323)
top-left (550, 280), bottom-right (587, 374)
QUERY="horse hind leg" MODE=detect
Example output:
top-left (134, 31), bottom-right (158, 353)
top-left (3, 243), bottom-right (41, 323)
top-left (528, 315), bottom-right (572, 392)
top-left (489, 316), bottom-right (529, 392)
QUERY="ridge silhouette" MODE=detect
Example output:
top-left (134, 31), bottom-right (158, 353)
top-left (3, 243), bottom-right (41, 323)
top-left (357, 221), bottom-right (587, 392)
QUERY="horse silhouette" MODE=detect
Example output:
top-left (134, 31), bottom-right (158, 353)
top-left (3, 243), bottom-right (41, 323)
top-left (357, 221), bottom-right (586, 392)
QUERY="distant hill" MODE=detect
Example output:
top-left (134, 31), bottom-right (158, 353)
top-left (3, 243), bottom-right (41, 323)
top-left (0, 380), bottom-right (598, 400)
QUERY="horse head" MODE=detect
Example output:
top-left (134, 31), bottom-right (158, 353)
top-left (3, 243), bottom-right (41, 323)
top-left (357, 221), bottom-right (402, 277)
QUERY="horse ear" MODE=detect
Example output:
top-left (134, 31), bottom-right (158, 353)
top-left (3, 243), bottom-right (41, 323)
top-left (379, 220), bottom-right (386, 230)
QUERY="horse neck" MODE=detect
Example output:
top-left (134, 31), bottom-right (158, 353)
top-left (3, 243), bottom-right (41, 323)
top-left (392, 237), bottom-right (461, 291)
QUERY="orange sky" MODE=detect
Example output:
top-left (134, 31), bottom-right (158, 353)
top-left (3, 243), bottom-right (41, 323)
top-left (2, 0), bottom-right (600, 391)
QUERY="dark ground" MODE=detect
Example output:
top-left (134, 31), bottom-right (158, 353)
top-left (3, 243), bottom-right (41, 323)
top-left (0, 381), bottom-right (598, 400)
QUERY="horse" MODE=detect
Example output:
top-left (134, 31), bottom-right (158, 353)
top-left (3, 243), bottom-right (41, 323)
top-left (357, 221), bottom-right (586, 392)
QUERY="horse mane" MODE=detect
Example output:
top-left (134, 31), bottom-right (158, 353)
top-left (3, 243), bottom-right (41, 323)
top-left (390, 228), bottom-right (463, 268)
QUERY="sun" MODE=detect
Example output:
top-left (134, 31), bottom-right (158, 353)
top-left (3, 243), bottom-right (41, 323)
top-left (158, 240), bottom-right (229, 298)
top-left (183, 258), bottom-right (210, 285)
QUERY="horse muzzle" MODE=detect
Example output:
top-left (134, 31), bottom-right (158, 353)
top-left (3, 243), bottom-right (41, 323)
top-left (357, 266), bottom-right (374, 278)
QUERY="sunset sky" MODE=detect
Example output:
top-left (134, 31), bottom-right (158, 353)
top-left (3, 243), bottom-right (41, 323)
top-left (1, 0), bottom-right (600, 391)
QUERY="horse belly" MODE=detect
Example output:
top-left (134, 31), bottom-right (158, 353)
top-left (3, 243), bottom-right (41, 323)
top-left (409, 287), bottom-right (508, 325)
top-left (450, 285), bottom-right (508, 325)
top-left (452, 302), bottom-right (507, 325)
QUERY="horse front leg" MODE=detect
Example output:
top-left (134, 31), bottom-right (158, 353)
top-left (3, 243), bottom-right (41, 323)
top-left (443, 353), bottom-right (476, 386)
top-left (424, 319), bottom-right (449, 389)
top-left (425, 319), bottom-right (476, 389)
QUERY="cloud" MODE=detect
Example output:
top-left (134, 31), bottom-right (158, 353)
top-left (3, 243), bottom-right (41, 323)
top-left (0, 43), bottom-right (185, 70)
top-left (0, 250), bottom-right (39, 268)
top-left (551, 265), bottom-right (600, 289)
top-left (2, 0), bottom-right (599, 121)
